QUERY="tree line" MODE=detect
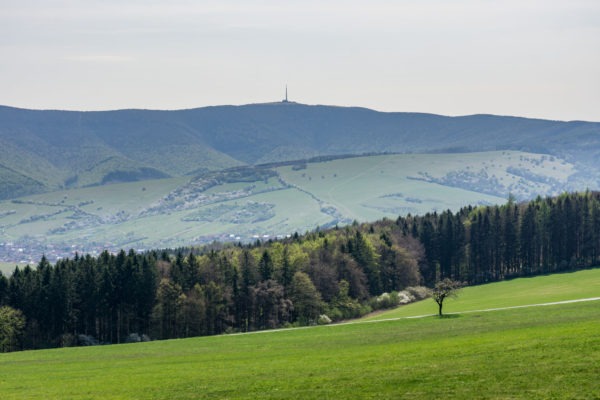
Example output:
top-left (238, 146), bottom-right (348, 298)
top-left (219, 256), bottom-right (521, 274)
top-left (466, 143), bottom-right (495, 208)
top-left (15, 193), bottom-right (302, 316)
top-left (404, 191), bottom-right (600, 285)
top-left (1, 191), bottom-right (600, 351)
top-left (0, 222), bottom-right (424, 350)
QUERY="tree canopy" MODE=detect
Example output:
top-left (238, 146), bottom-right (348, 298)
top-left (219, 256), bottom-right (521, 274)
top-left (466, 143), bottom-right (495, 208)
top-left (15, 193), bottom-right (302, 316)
top-left (431, 279), bottom-right (463, 316)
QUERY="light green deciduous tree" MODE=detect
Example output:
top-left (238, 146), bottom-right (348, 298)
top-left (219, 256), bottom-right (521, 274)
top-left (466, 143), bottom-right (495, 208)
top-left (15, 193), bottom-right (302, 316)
top-left (431, 278), bottom-right (463, 316)
top-left (0, 306), bottom-right (26, 352)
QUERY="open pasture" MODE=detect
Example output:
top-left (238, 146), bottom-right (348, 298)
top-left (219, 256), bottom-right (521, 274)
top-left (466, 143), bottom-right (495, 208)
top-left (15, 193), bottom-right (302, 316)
top-left (276, 151), bottom-right (572, 221)
top-left (1, 270), bottom-right (599, 399)
top-left (364, 268), bottom-right (600, 320)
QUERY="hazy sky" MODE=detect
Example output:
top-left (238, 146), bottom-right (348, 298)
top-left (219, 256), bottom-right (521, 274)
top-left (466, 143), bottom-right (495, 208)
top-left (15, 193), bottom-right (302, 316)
top-left (1, 0), bottom-right (599, 121)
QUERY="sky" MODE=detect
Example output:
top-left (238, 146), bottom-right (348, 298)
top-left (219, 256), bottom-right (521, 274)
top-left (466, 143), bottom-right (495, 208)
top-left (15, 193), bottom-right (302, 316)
top-left (1, 0), bottom-right (599, 121)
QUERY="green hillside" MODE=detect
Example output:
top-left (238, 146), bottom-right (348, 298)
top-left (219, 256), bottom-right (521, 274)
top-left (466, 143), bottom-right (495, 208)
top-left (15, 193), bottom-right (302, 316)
top-left (276, 151), bottom-right (574, 220)
top-left (0, 151), bottom-right (584, 263)
top-left (364, 268), bottom-right (600, 320)
top-left (1, 269), bottom-right (599, 399)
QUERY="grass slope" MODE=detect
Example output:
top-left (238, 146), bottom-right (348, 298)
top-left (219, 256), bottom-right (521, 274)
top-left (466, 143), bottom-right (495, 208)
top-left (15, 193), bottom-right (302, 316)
top-left (1, 270), bottom-right (599, 399)
top-left (364, 268), bottom-right (600, 320)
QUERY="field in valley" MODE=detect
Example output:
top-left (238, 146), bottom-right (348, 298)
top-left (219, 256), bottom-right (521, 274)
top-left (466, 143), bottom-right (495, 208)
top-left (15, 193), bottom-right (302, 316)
top-left (275, 151), bottom-right (572, 221)
top-left (0, 262), bottom-right (22, 275)
top-left (1, 269), bottom-right (599, 399)
top-left (0, 151), bottom-right (580, 264)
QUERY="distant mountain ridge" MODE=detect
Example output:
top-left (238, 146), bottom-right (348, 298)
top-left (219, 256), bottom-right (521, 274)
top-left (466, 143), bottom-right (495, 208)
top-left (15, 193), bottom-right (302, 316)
top-left (1, 102), bottom-right (599, 199)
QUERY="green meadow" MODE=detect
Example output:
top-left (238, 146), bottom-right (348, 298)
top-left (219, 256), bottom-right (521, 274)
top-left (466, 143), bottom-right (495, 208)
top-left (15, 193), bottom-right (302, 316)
top-left (0, 262), bottom-right (22, 275)
top-left (276, 151), bottom-right (573, 219)
top-left (364, 268), bottom-right (600, 320)
top-left (1, 269), bottom-right (599, 399)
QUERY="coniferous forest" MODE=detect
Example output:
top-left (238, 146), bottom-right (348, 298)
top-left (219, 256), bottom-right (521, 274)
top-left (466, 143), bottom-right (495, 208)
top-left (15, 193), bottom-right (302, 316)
top-left (1, 191), bottom-right (600, 351)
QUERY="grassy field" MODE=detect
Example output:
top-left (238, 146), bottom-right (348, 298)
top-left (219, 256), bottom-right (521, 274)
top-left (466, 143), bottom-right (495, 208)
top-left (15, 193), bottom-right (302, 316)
top-left (0, 261), bottom-right (21, 275)
top-left (364, 268), bottom-right (600, 320)
top-left (276, 151), bottom-right (572, 221)
top-left (1, 270), bottom-right (599, 399)
top-left (277, 153), bottom-right (505, 221)
top-left (0, 151), bottom-right (580, 263)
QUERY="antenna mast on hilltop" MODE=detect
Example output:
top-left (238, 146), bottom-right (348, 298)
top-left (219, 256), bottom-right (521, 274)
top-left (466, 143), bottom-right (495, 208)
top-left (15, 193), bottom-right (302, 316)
top-left (283, 85), bottom-right (288, 102)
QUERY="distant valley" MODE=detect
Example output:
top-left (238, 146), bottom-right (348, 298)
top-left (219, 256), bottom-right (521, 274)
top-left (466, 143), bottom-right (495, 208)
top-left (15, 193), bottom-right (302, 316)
top-left (1, 102), bottom-right (599, 265)
top-left (0, 150), bottom-right (588, 266)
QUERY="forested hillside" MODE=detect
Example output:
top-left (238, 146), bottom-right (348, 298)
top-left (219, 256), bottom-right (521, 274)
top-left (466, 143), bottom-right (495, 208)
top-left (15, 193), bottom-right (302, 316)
top-left (1, 102), bottom-right (599, 199)
top-left (1, 191), bottom-right (599, 351)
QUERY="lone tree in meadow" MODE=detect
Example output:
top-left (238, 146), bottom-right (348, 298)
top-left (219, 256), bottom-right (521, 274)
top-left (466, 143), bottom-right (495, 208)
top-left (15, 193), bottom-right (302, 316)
top-left (431, 278), bottom-right (463, 316)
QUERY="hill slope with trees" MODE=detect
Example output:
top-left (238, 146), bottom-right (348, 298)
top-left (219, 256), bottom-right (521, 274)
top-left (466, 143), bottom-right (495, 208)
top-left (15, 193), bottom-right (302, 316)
top-left (1, 191), bottom-right (599, 351)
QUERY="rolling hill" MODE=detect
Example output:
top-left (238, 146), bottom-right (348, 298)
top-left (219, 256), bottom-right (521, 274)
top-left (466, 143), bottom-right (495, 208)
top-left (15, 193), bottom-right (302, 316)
top-left (0, 151), bottom-right (582, 264)
top-left (1, 102), bottom-right (599, 199)
top-left (1, 269), bottom-right (599, 399)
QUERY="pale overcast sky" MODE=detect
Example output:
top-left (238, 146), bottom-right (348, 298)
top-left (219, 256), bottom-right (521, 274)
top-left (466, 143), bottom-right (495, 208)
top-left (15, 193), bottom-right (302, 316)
top-left (1, 0), bottom-right (599, 121)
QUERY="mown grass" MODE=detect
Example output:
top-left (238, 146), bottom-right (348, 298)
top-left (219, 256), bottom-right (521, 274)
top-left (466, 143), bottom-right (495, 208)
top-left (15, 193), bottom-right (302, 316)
top-left (1, 272), bottom-right (599, 399)
top-left (364, 268), bottom-right (600, 321)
